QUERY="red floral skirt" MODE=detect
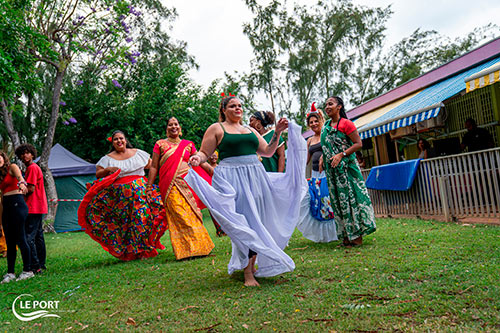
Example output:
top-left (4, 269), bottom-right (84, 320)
top-left (78, 172), bottom-right (167, 261)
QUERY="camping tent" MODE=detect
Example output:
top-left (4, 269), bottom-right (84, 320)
top-left (46, 144), bottom-right (96, 232)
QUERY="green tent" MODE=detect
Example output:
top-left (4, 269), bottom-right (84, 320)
top-left (54, 175), bottom-right (95, 232)
top-left (46, 144), bottom-right (96, 232)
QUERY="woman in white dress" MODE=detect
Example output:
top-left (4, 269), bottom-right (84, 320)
top-left (297, 105), bottom-right (338, 243)
top-left (78, 130), bottom-right (167, 260)
top-left (186, 96), bottom-right (307, 286)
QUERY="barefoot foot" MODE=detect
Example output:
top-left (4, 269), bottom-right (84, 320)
top-left (244, 271), bottom-right (260, 287)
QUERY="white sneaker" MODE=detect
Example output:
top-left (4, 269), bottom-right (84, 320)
top-left (1, 273), bottom-right (16, 284)
top-left (16, 271), bottom-right (34, 281)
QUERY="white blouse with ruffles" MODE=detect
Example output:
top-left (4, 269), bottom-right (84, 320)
top-left (96, 149), bottom-right (150, 178)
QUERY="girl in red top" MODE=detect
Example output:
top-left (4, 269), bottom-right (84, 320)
top-left (0, 151), bottom-right (33, 283)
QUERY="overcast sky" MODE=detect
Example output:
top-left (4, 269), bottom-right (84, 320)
top-left (164, 0), bottom-right (500, 110)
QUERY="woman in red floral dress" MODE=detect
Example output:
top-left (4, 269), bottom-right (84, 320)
top-left (78, 130), bottom-right (167, 260)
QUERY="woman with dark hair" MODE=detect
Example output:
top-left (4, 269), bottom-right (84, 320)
top-left (249, 111), bottom-right (286, 172)
top-left (297, 103), bottom-right (337, 243)
top-left (186, 96), bottom-right (307, 286)
top-left (355, 151), bottom-right (366, 169)
top-left (0, 151), bottom-right (33, 283)
top-left (321, 96), bottom-right (376, 247)
top-left (146, 117), bottom-right (214, 260)
top-left (417, 139), bottom-right (431, 159)
top-left (78, 130), bottom-right (167, 260)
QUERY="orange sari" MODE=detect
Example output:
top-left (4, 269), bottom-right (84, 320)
top-left (0, 199), bottom-right (6, 255)
top-left (155, 139), bottom-right (214, 260)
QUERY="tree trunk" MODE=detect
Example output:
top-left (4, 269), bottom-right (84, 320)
top-left (39, 166), bottom-right (56, 233)
top-left (1, 99), bottom-right (21, 149)
top-left (267, 80), bottom-right (275, 114)
top-left (38, 68), bottom-right (66, 228)
top-left (325, 73), bottom-right (330, 98)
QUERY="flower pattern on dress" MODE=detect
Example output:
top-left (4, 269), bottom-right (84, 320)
top-left (83, 177), bottom-right (167, 260)
top-left (308, 175), bottom-right (334, 221)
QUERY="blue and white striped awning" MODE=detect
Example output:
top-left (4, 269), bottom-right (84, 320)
top-left (358, 55), bottom-right (500, 140)
top-left (360, 104), bottom-right (441, 140)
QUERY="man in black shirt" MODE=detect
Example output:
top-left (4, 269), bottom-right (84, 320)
top-left (461, 118), bottom-right (495, 152)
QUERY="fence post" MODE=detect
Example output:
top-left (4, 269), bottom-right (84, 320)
top-left (438, 176), bottom-right (451, 222)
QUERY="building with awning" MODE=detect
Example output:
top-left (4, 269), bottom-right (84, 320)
top-left (348, 37), bottom-right (500, 167)
top-left (353, 90), bottom-right (422, 130)
top-left (465, 62), bottom-right (500, 93)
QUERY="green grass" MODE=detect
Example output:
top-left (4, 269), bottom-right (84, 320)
top-left (1, 216), bottom-right (499, 331)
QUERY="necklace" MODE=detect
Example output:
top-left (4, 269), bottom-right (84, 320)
top-left (167, 137), bottom-right (181, 144)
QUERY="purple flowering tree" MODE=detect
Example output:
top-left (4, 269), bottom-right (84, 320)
top-left (2, 0), bottom-right (178, 223)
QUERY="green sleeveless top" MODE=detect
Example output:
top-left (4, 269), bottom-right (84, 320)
top-left (218, 123), bottom-right (259, 160)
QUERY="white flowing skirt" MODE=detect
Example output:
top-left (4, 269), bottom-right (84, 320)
top-left (297, 171), bottom-right (338, 243)
top-left (185, 122), bottom-right (307, 277)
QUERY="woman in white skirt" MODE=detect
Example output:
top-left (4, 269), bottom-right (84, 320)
top-left (187, 96), bottom-right (307, 286)
top-left (297, 104), bottom-right (338, 243)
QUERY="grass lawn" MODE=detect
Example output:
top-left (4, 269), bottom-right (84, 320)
top-left (0, 215), bottom-right (499, 331)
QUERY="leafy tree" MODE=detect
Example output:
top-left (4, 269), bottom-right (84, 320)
top-left (242, 0), bottom-right (500, 126)
top-left (351, 24), bottom-right (500, 104)
top-left (243, 0), bottom-right (392, 124)
top-left (1, 0), bottom-right (190, 222)
top-left (286, 1), bottom-right (391, 123)
top-left (0, 0), bottom-right (54, 148)
top-left (54, 58), bottom-right (220, 162)
top-left (243, 0), bottom-right (287, 115)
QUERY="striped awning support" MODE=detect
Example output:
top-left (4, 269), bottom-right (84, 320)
top-left (465, 64), bottom-right (500, 93)
top-left (360, 106), bottom-right (441, 140)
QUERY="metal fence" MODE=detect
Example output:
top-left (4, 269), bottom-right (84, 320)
top-left (361, 148), bottom-right (500, 221)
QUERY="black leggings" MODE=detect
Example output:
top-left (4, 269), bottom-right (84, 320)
top-left (26, 214), bottom-right (46, 270)
top-left (2, 195), bottom-right (31, 273)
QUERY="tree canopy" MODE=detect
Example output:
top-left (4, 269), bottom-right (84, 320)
top-left (0, 0), bottom-right (220, 222)
top-left (241, 0), bottom-right (500, 125)
top-left (55, 58), bottom-right (220, 162)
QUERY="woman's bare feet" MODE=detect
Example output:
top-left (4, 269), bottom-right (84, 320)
top-left (244, 257), bottom-right (260, 287)
top-left (244, 270), bottom-right (260, 287)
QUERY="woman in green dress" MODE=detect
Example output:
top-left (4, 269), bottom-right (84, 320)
top-left (321, 96), bottom-right (376, 246)
top-left (249, 111), bottom-right (286, 172)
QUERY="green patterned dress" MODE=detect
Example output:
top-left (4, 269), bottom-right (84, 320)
top-left (321, 119), bottom-right (376, 241)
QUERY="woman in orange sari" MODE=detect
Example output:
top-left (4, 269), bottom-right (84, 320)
top-left (0, 212), bottom-right (6, 257)
top-left (0, 200), bottom-right (6, 257)
top-left (146, 117), bottom-right (214, 260)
